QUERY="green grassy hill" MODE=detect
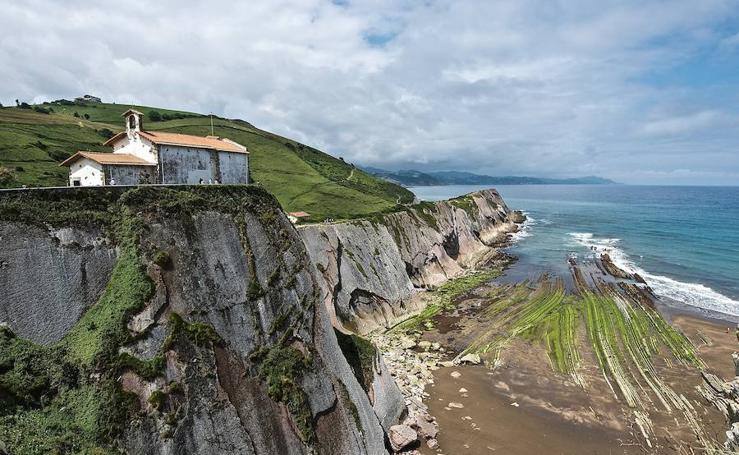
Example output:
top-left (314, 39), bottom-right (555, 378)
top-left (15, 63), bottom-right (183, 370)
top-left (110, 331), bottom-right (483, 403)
top-left (0, 101), bottom-right (413, 219)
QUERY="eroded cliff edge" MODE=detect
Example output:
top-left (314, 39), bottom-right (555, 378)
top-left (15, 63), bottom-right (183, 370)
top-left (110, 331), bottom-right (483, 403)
top-left (0, 186), bottom-right (399, 454)
top-left (300, 189), bottom-right (519, 335)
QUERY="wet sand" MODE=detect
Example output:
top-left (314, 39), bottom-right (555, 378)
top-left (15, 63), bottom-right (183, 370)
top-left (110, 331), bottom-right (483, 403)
top-left (423, 365), bottom-right (640, 455)
top-left (416, 288), bottom-right (737, 454)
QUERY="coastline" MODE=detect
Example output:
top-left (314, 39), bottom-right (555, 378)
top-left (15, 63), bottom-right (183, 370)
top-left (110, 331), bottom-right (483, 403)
top-left (372, 230), bottom-right (739, 453)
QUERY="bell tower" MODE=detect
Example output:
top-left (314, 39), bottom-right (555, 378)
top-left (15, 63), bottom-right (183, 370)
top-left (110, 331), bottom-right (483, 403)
top-left (122, 109), bottom-right (144, 137)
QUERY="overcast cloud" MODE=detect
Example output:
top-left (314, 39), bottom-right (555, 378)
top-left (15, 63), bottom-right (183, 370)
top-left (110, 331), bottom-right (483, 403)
top-left (1, 0), bottom-right (738, 184)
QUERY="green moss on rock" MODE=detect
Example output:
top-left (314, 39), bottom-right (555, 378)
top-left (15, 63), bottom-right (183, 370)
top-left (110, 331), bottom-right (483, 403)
top-left (165, 313), bottom-right (221, 348)
top-left (254, 344), bottom-right (314, 444)
top-left (334, 330), bottom-right (377, 393)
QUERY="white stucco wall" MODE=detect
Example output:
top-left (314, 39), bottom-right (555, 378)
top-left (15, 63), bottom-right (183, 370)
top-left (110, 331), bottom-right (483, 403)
top-left (111, 134), bottom-right (158, 163)
top-left (69, 159), bottom-right (104, 186)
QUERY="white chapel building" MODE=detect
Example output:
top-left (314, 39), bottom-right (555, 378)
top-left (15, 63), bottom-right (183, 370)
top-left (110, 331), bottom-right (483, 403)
top-left (62, 109), bottom-right (249, 186)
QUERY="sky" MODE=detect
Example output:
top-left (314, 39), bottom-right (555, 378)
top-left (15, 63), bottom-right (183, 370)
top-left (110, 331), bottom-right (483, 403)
top-left (1, 0), bottom-right (739, 185)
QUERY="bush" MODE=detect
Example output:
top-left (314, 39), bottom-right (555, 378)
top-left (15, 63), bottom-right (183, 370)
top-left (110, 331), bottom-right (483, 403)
top-left (0, 167), bottom-right (15, 186)
top-left (19, 102), bottom-right (31, 109)
top-left (73, 112), bottom-right (80, 118)
top-left (33, 106), bottom-right (51, 114)
top-left (97, 128), bottom-right (115, 139)
top-left (83, 113), bottom-right (90, 120)
top-left (148, 110), bottom-right (162, 122)
top-left (152, 250), bottom-right (170, 268)
top-left (15, 166), bottom-right (24, 172)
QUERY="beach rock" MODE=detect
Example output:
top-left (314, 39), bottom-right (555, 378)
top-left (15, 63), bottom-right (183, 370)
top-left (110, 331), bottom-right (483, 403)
top-left (459, 353), bottom-right (481, 365)
top-left (450, 371), bottom-right (462, 378)
top-left (427, 438), bottom-right (439, 450)
top-left (418, 340), bottom-right (432, 351)
top-left (440, 361), bottom-right (454, 368)
top-left (510, 211), bottom-right (526, 224)
top-left (459, 388), bottom-right (468, 393)
top-left (400, 337), bottom-right (417, 349)
top-left (412, 414), bottom-right (439, 440)
top-left (448, 402), bottom-right (464, 409)
top-left (389, 424), bottom-right (418, 451)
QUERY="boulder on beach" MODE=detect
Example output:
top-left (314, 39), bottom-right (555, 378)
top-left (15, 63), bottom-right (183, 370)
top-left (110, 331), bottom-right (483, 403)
top-left (458, 353), bottom-right (481, 365)
top-left (389, 424), bottom-right (418, 451)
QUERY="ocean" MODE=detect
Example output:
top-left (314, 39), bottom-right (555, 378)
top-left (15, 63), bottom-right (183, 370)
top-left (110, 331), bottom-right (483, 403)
top-left (410, 184), bottom-right (739, 321)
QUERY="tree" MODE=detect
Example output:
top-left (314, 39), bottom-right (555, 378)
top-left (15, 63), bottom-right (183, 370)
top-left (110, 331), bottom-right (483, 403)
top-left (83, 113), bottom-right (90, 120)
top-left (148, 110), bottom-right (162, 122)
top-left (15, 99), bottom-right (19, 107)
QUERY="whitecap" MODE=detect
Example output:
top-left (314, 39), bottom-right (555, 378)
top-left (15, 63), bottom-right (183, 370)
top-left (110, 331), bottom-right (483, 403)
top-left (509, 212), bottom-right (535, 242)
top-left (568, 232), bottom-right (739, 317)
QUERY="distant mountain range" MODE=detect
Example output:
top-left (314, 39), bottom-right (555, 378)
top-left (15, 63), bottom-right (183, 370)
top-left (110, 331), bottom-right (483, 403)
top-left (362, 167), bottom-right (618, 186)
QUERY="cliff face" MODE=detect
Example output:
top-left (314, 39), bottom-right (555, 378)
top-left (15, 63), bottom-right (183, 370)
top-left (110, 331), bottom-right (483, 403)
top-left (300, 189), bottom-right (516, 334)
top-left (0, 187), bottom-right (399, 455)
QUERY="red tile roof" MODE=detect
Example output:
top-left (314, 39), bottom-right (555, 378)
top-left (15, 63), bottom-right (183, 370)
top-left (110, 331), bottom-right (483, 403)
top-left (104, 131), bottom-right (247, 154)
top-left (60, 151), bottom-right (156, 167)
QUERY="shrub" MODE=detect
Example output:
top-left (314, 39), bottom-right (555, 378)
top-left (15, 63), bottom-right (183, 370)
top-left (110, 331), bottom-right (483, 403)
top-left (152, 250), bottom-right (170, 268)
top-left (83, 113), bottom-right (90, 120)
top-left (148, 110), bottom-right (162, 122)
top-left (73, 112), bottom-right (80, 118)
top-left (97, 128), bottom-right (114, 139)
top-left (0, 167), bottom-right (15, 186)
top-left (19, 102), bottom-right (31, 109)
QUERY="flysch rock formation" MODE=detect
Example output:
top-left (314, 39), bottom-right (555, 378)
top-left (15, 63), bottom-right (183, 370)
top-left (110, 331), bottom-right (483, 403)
top-left (0, 186), bottom-right (520, 454)
top-left (701, 353), bottom-right (739, 452)
top-left (0, 186), bottom-right (401, 454)
top-left (299, 189), bottom-right (519, 335)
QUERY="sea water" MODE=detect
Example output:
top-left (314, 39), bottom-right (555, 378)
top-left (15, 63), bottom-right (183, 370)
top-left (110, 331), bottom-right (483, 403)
top-left (410, 184), bottom-right (739, 320)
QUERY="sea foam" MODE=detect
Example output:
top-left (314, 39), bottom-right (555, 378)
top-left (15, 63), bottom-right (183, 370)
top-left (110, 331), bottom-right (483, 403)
top-left (509, 212), bottom-right (534, 241)
top-left (569, 232), bottom-right (739, 318)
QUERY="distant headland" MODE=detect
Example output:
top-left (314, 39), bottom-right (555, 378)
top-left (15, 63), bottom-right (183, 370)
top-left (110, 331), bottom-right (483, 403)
top-left (363, 167), bottom-right (618, 186)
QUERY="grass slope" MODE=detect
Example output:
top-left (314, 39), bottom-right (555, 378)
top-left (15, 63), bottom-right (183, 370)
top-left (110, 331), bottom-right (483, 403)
top-left (0, 101), bottom-right (413, 219)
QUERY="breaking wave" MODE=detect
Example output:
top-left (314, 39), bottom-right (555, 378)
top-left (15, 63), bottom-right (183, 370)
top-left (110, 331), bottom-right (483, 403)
top-left (509, 213), bottom-right (534, 241)
top-left (569, 232), bottom-right (739, 318)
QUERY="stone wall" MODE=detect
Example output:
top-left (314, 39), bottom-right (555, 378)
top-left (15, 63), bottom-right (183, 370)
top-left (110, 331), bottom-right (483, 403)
top-left (159, 146), bottom-right (248, 184)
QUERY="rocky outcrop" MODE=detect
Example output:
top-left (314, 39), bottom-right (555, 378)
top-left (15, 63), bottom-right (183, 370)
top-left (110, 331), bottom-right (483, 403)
top-left (0, 222), bottom-right (117, 344)
top-left (300, 189), bottom-right (519, 334)
top-left (0, 186), bottom-right (400, 455)
top-left (700, 353), bottom-right (739, 452)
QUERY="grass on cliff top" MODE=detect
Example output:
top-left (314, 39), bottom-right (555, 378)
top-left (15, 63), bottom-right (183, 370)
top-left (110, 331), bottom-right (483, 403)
top-left (0, 103), bottom-right (413, 220)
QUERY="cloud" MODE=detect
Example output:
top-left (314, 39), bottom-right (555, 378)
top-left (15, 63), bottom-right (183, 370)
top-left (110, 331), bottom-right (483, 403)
top-left (640, 110), bottom-right (730, 136)
top-left (1, 0), bottom-right (738, 185)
